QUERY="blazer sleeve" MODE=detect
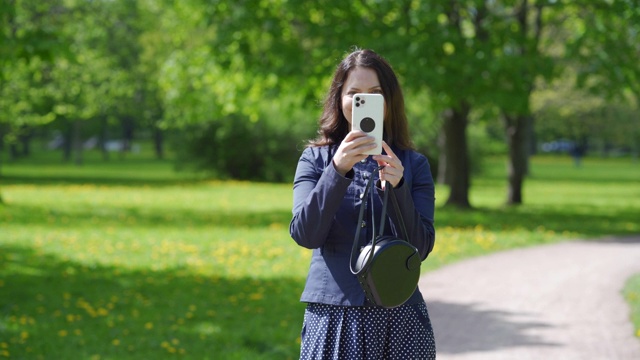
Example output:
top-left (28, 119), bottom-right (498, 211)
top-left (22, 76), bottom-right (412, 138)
top-left (289, 147), bottom-right (352, 249)
top-left (380, 152), bottom-right (435, 260)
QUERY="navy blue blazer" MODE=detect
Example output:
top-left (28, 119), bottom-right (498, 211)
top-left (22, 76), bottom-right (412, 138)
top-left (290, 145), bottom-right (436, 306)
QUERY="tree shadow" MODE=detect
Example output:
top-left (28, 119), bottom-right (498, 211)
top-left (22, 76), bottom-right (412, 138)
top-left (591, 235), bottom-right (640, 244)
top-left (0, 245), bottom-right (305, 359)
top-left (2, 203), bottom-right (294, 229)
top-left (426, 301), bottom-right (560, 354)
top-left (437, 205), bottom-right (639, 237)
top-left (0, 173), bottom-right (204, 187)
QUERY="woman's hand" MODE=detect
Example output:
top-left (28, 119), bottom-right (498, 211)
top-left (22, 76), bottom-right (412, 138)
top-left (332, 130), bottom-right (377, 176)
top-left (373, 141), bottom-right (404, 189)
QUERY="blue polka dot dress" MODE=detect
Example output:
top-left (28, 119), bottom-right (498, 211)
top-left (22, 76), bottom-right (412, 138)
top-left (299, 302), bottom-right (436, 359)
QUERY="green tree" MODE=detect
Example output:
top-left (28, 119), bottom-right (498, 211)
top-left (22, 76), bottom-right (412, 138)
top-left (565, 0), bottom-right (640, 157)
top-left (0, 0), bottom-right (69, 203)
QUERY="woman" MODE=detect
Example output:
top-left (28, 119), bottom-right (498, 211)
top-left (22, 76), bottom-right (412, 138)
top-left (290, 49), bottom-right (436, 359)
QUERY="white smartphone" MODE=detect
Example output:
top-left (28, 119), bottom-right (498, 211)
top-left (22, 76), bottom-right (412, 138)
top-left (351, 93), bottom-right (384, 155)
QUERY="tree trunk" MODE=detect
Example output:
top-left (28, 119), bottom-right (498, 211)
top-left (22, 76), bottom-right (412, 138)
top-left (99, 116), bottom-right (109, 161)
top-left (500, 0), bottom-right (542, 205)
top-left (0, 126), bottom-right (3, 205)
top-left (503, 113), bottom-right (531, 205)
top-left (441, 101), bottom-right (471, 208)
top-left (20, 127), bottom-right (32, 157)
top-left (73, 119), bottom-right (83, 166)
top-left (436, 130), bottom-right (449, 186)
top-left (121, 116), bottom-right (134, 152)
top-left (153, 126), bottom-right (164, 160)
top-left (9, 143), bottom-right (19, 160)
top-left (63, 119), bottom-right (72, 162)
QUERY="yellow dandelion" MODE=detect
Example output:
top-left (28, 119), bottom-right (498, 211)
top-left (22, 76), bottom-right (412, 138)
top-left (145, 322), bottom-right (153, 330)
top-left (1, 350), bottom-right (10, 357)
top-left (161, 341), bottom-right (170, 349)
top-left (58, 330), bottom-right (68, 337)
top-left (20, 331), bottom-right (29, 340)
top-left (112, 339), bottom-right (120, 346)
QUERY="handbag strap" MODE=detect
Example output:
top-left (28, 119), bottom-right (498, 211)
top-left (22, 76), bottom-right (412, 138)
top-left (350, 166), bottom-right (409, 274)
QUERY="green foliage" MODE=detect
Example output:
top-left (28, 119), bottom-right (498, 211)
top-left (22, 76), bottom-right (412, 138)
top-left (2, 0), bottom-right (639, 186)
top-left (563, 0), bottom-right (640, 99)
top-left (0, 0), bottom-right (70, 143)
top-left (532, 70), bottom-right (640, 154)
top-left (173, 114), bottom-right (308, 183)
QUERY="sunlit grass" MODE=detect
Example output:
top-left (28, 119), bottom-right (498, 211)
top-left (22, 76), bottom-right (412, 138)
top-left (1, 151), bottom-right (639, 358)
top-left (624, 274), bottom-right (640, 339)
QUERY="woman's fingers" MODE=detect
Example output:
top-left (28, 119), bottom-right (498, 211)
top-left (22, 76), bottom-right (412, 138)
top-left (333, 131), bottom-right (377, 175)
top-left (373, 141), bottom-right (404, 188)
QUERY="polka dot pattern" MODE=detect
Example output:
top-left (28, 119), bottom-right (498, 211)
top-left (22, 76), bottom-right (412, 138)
top-left (300, 302), bottom-right (436, 359)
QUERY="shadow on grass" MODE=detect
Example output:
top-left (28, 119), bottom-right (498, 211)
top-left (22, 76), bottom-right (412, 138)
top-left (0, 203), bottom-right (294, 229)
top-left (437, 205), bottom-right (640, 237)
top-left (0, 245), bottom-right (305, 359)
top-left (0, 173), bottom-right (205, 187)
top-left (3, 200), bottom-right (638, 237)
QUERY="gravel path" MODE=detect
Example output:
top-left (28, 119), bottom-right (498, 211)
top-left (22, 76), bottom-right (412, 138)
top-left (420, 236), bottom-right (640, 360)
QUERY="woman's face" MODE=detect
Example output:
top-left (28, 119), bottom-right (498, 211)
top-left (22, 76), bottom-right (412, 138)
top-left (341, 66), bottom-right (383, 124)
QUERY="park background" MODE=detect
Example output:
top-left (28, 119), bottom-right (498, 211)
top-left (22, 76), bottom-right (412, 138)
top-left (1, 0), bottom-right (639, 359)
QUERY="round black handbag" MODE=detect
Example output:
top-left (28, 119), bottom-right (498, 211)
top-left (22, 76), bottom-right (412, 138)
top-left (350, 168), bottom-right (421, 308)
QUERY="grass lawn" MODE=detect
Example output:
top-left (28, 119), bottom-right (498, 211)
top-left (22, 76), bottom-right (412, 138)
top-left (625, 274), bottom-right (640, 339)
top-left (1, 148), bottom-right (639, 359)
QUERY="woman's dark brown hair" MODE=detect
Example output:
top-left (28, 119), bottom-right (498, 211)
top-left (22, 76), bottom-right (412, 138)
top-left (308, 49), bottom-right (414, 150)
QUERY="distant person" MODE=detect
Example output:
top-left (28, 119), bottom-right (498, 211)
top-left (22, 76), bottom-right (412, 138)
top-left (289, 49), bottom-right (437, 359)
